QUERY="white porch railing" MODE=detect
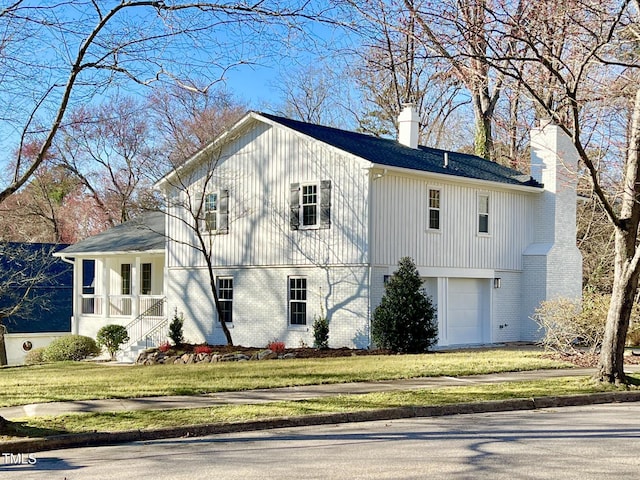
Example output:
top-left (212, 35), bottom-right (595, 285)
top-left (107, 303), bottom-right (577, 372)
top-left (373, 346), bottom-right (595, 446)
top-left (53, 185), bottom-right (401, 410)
top-left (109, 295), bottom-right (132, 316)
top-left (140, 296), bottom-right (165, 317)
top-left (81, 295), bottom-right (103, 315)
top-left (80, 294), bottom-right (165, 318)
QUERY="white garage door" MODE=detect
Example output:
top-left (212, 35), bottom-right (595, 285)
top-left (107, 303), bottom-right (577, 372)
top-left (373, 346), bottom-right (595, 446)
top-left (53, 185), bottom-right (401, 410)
top-left (447, 278), bottom-right (489, 345)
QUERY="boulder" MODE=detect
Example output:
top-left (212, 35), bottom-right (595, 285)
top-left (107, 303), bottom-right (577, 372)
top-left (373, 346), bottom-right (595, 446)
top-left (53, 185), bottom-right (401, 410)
top-left (257, 349), bottom-right (278, 360)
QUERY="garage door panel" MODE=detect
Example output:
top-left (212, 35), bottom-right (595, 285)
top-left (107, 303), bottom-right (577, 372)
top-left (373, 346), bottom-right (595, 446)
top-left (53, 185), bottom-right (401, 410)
top-left (447, 278), bottom-right (488, 345)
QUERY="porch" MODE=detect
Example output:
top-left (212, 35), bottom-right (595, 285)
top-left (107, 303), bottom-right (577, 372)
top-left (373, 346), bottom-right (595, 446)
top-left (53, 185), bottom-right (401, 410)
top-left (71, 254), bottom-right (166, 339)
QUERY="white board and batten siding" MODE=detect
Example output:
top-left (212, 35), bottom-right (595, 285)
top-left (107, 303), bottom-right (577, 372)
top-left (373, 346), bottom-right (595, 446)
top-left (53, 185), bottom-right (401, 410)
top-left (167, 120), bottom-right (371, 270)
top-left (369, 171), bottom-right (539, 348)
top-left (369, 172), bottom-right (536, 271)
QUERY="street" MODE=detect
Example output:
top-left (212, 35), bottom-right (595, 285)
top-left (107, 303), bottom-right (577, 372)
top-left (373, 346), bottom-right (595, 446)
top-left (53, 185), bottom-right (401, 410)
top-left (2, 403), bottom-right (640, 479)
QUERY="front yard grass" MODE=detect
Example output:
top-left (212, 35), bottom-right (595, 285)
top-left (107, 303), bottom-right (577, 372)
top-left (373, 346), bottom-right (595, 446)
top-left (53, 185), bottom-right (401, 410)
top-left (0, 349), bottom-right (569, 407)
top-left (7, 375), bottom-right (638, 438)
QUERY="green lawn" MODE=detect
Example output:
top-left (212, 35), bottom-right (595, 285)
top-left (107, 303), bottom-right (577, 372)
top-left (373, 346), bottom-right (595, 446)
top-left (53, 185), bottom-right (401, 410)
top-left (0, 349), bottom-right (568, 407)
top-left (8, 376), bottom-right (638, 438)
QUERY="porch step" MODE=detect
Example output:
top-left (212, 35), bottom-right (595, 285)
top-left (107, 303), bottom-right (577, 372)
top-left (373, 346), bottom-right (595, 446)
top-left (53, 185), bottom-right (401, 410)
top-left (118, 340), bottom-right (157, 363)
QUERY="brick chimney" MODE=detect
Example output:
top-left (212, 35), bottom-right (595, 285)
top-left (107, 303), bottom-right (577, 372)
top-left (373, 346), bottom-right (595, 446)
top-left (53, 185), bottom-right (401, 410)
top-left (398, 103), bottom-right (419, 149)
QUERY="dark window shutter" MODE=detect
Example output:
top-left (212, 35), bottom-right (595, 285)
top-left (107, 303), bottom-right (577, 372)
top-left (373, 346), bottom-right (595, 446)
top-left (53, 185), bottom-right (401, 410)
top-left (218, 189), bottom-right (229, 234)
top-left (320, 180), bottom-right (331, 229)
top-left (290, 183), bottom-right (300, 230)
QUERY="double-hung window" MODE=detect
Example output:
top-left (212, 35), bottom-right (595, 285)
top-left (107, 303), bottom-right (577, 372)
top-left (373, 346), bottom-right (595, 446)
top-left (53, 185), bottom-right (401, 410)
top-left (478, 194), bottom-right (490, 234)
top-left (202, 190), bottom-right (229, 234)
top-left (289, 277), bottom-right (307, 325)
top-left (428, 188), bottom-right (441, 231)
top-left (204, 193), bottom-right (218, 232)
top-left (218, 277), bottom-right (233, 323)
top-left (302, 184), bottom-right (318, 227)
top-left (290, 181), bottom-right (331, 230)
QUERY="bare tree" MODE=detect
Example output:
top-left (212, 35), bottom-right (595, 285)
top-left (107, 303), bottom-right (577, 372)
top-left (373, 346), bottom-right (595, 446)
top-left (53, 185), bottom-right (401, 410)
top-left (274, 63), bottom-right (352, 127)
top-left (0, 1), bottom-right (339, 205)
top-left (156, 146), bottom-right (242, 346)
top-left (54, 96), bottom-right (160, 226)
top-left (482, 0), bottom-right (638, 383)
top-left (148, 86), bottom-right (246, 166)
top-left (391, 0), bottom-right (511, 160)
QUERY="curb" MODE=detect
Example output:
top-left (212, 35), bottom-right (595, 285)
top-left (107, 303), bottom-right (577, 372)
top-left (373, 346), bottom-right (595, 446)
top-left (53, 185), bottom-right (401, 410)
top-left (3, 391), bottom-right (640, 454)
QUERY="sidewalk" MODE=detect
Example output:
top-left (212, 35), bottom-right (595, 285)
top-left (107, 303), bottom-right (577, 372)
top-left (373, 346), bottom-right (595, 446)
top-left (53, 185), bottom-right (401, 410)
top-left (2, 365), bottom-right (639, 421)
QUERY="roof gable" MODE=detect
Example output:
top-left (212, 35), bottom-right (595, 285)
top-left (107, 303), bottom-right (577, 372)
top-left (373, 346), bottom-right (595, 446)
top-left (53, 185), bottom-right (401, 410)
top-left (258, 113), bottom-right (541, 188)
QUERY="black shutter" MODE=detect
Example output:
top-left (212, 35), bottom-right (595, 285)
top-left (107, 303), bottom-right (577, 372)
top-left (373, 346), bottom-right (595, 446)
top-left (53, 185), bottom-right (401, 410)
top-left (218, 189), bottom-right (229, 234)
top-left (320, 180), bottom-right (331, 229)
top-left (290, 183), bottom-right (300, 230)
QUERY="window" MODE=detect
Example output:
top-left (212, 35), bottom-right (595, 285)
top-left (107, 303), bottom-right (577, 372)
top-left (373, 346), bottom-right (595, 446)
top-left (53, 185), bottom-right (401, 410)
top-left (428, 188), bottom-right (441, 230)
top-left (202, 190), bottom-right (229, 234)
top-left (218, 277), bottom-right (233, 323)
top-left (289, 277), bottom-right (307, 325)
top-left (302, 184), bottom-right (318, 226)
top-left (141, 263), bottom-right (152, 295)
top-left (121, 264), bottom-right (131, 295)
top-left (290, 181), bottom-right (331, 230)
top-left (204, 193), bottom-right (218, 232)
top-left (478, 194), bottom-right (490, 234)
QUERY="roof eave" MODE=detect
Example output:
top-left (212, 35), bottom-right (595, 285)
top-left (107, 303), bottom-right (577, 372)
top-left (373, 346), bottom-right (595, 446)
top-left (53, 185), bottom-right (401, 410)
top-left (54, 249), bottom-right (165, 258)
top-left (371, 163), bottom-right (544, 193)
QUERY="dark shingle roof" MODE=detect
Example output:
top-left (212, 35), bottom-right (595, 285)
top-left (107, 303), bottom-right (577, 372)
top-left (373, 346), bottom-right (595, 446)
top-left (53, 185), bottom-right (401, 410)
top-left (57, 211), bottom-right (165, 255)
top-left (259, 113), bottom-right (541, 188)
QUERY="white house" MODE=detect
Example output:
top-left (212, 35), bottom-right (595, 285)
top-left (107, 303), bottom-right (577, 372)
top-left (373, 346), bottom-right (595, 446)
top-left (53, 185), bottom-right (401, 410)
top-left (56, 107), bottom-right (582, 358)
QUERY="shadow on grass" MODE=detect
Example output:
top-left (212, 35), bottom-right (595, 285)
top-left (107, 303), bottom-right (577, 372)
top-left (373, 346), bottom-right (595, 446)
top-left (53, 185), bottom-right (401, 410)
top-left (1, 420), bottom-right (67, 439)
top-left (626, 376), bottom-right (640, 387)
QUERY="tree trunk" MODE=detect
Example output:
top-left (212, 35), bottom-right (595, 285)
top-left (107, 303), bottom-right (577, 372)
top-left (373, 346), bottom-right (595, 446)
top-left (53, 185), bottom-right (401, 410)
top-left (204, 256), bottom-right (233, 346)
top-left (0, 324), bottom-right (7, 366)
top-left (596, 229), bottom-right (640, 384)
top-left (473, 105), bottom-right (493, 160)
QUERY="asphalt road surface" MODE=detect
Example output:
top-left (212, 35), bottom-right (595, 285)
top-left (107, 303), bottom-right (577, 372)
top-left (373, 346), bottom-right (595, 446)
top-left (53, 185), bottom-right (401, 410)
top-left (3, 403), bottom-right (640, 479)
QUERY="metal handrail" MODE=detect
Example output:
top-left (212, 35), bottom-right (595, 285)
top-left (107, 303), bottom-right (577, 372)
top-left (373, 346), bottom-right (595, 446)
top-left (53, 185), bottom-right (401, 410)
top-left (122, 297), bottom-right (167, 351)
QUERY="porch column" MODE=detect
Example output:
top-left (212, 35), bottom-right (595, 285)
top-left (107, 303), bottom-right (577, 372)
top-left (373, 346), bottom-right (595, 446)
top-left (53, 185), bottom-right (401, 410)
top-left (132, 257), bottom-right (140, 319)
top-left (101, 258), bottom-right (109, 318)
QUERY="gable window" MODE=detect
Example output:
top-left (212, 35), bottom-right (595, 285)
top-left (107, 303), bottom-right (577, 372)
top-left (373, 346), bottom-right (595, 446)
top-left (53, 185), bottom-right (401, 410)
top-left (141, 263), bottom-right (152, 295)
top-left (302, 184), bottom-right (318, 226)
top-left (478, 194), bottom-right (490, 234)
top-left (204, 193), bottom-right (218, 231)
top-left (121, 264), bottom-right (131, 295)
top-left (202, 190), bottom-right (229, 234)
top-left (217, 277), bottom-right (233, 323)
top-left (290, 181), bottom-right (331, 230)
top-left (428, 188), bottom-right (441, 230)
top-left (289, 277), bottom-right (307, 325)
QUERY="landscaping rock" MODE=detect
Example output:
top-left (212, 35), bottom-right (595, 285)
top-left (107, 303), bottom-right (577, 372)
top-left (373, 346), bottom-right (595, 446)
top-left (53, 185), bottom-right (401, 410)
top-left (202, 354), bottom-right (213, 363)
top-left (257, 349), bottom-right (277, 360)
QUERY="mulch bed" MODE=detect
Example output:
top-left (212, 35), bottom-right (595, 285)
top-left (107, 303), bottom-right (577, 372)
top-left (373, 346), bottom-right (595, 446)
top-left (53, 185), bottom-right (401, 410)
top-left (166, 344), bottom-right (640, 365)
top-left (171, 344), bottom-right (392, 359)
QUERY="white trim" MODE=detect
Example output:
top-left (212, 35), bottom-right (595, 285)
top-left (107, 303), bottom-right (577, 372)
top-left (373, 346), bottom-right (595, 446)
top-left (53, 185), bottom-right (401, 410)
top-left (201, 191), bottom-right (220, 233)
top-left (288, 275), bottom-right (308, 326)
top-left (477, 192), bottom-right (491, 236)
top-left (416, 267), bottom-right (496, 278)
top-left (298, 181), bottom-right (322, 230)
top-left (426, 186), bottom-right (442, 232)
top-left (370, 164), bottom-right (543, 194)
